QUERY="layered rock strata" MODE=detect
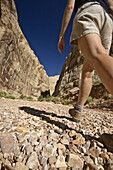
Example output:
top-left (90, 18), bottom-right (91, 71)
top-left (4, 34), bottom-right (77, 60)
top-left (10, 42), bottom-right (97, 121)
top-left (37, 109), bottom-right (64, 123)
top-left (0, 0), bottom-right (49, 97)
top-left (49, 75), bottom-right (59, 95)
top-left (53, 45), bottom-right (84, 99)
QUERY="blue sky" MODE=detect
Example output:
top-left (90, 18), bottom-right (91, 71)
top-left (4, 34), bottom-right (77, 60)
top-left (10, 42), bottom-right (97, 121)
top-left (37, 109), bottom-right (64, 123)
top-left (14, 0), bottom-right (75, 76)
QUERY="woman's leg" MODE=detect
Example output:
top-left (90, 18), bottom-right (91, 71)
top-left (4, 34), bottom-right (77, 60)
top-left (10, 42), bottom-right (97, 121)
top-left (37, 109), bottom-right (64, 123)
top-left (78, 59), bottom-right (94, 106)
top-left (77, 33), bottom-right (113, 96)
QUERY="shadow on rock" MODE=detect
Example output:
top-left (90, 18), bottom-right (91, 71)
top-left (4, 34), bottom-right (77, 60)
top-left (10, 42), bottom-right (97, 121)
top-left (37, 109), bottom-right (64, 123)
top-left (19, 106), bottom-right (73, 131)
top-left (19, 106), bottom-right (103, 144)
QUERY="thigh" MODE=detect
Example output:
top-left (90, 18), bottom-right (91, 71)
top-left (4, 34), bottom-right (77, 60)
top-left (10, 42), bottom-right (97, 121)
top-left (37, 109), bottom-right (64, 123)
top-left (77, 33), bottom-right (107, 63)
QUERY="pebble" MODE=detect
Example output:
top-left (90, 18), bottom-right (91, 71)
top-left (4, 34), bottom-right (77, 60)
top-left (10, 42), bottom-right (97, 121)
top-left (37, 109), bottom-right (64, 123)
top-left (55, 155), bottom-right (67, 168)
top-left (26, 151), bottom-right (39, 169)
top-left (0, 98), bottom-right (113, 169)
top-left (67, 153), bottom-right (84, 168)
top-left (14, 162), bottom-right (29, 170)
top-left (89, 147), bottom-right (100, 157)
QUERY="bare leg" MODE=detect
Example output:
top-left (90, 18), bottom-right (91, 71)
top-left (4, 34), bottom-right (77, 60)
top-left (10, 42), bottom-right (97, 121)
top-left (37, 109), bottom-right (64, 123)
top-left (77, 33), bottom-right (113, 96)
top-left (69, 59), bottom-right (93, 121)
top-left (69, 33), bottom-right (113, 121)
top-left (78, 59), bottom-right (94, 106)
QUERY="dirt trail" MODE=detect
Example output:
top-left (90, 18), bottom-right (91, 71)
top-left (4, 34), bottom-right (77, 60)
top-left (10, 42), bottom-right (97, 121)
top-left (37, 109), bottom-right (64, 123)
top-left (0, 98), bottom-right (113, 169)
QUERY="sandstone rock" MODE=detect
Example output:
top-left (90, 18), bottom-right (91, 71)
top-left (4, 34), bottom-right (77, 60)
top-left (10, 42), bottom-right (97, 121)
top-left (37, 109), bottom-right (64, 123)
top-left (42, 144), bottom-right (56, 158)
top-left (84, 156), bottom-right (94, 164)
top-left (68, 144), bottom-right (80, 154)
top-left (53, 45), bottom-right (83, 98)
top-left (86, 163), bottom-right (101, 170)
top-left (60, 134), bottom-right (70, 145)
top-left (15, 127), bottom-right (28, 134)
top-left (40, 156), bottom-right (48, 165)
top-left (67, 154), bottom-right (84, 168)
top-left (14, 162), bottom-right (28, 170)
top-left (39, 136), bottom-right (48, 147)
top-left (55, 155), bottom-right (67, 168)
top-left (89, 147), bottom-right (100, 157)
top-left (48, 132), bottom-right (59, 142)
top-left (0, 0), bottom-right (49, 98)
top-left (28, 132), bottom-right (38, 145)
top-left (0, 133), bottom-right (19, 156)
top-left (3, 164), bottom-right (14, 170)
top-left (25, 144), bottom-right (33, 156)
top-left (96, 141), bottom-right (104, 148)
top-left (49, 156), bottom-right (57, 165)
top-left (26, 151), bottom-right (39, 169)
top-left (58, 143), bottom-right (66, 156)
top-left (0, 152), bottom-right (3, 159)
top-left (69, 130), bottom-right (76, 137)
top-left (72, 133), bottom-right (85, 145)
top-left (100, 153), bottom-right (109, 160)
top-left (49, 75), bottom-right (59, 95)
top-left (43, 164), bottom-right (49, 170)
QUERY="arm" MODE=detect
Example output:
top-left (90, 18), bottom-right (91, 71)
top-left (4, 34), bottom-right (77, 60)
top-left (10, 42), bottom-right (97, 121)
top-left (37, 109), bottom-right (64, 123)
top-left (108, 0), bottom-right (113, 17)
top-left (58, 0), bottom-right (75, 54)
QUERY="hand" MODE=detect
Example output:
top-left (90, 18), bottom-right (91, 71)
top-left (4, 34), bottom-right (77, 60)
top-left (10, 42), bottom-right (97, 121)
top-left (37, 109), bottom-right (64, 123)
top-left (58, 36), bottom-right (65, 54)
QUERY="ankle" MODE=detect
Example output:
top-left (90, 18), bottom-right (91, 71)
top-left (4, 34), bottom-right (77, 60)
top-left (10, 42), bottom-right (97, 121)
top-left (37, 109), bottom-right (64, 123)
top-left (74, 104), bottom-right (84, 113)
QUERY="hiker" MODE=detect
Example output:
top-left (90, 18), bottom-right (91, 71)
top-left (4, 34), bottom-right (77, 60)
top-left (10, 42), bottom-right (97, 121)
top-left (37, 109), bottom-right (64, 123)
top-left (58, 0), bottom-right (113, 121)
top-left (58, 0), bottom-right (113, 152)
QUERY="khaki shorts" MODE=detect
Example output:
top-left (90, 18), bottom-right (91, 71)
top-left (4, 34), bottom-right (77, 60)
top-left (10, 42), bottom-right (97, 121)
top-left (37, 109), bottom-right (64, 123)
top-left (70, 2), bottom-right (113, 52)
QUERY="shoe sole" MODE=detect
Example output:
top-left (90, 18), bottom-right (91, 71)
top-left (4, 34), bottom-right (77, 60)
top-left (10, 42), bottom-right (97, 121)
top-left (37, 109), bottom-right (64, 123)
top-left (69, 109), bottom-right (81, 122)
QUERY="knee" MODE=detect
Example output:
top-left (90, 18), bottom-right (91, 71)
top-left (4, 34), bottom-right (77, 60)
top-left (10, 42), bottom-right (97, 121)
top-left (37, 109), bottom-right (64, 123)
top-left (88, 47), bottom-right (108, 63)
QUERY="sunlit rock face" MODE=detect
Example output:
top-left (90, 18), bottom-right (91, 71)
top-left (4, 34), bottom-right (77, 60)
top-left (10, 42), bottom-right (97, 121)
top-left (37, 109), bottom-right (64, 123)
top-left (0, 0), bottom-right (49, 97)
top-left (53, 45), bottom-right (84, 99)
top-left (54, 36), bottom-right (113, 99)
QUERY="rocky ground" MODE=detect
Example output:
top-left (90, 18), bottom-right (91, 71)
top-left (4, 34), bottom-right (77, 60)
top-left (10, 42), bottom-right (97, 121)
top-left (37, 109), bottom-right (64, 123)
top-left (0, 98), bottom-right (113, 170)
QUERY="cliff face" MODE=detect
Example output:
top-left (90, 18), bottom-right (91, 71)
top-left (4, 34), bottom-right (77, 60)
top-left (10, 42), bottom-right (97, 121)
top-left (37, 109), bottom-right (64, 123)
top-left (54, 37), bottom-right (113, 99)
top-left (53, 45), bottom-right (84, 99)
top-left (0, 0), bottom-right (49, 97)
top-left (49, 75), bottom-right (59, 95)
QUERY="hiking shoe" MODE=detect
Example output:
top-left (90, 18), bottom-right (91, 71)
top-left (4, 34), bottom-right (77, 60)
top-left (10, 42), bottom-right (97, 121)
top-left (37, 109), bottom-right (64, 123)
top-left (101, 133), bottom-right (113, 152)
top-left (69, 108), bottom-right (81, 122)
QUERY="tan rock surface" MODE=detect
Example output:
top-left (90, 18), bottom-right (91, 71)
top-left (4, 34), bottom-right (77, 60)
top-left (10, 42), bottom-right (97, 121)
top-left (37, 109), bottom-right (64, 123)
top-left (49, 75), bottom-right (59, 95)
top-left (0, 98), bottom-right (113, 169)
top-left (0, 0), bottom-right (49, 98)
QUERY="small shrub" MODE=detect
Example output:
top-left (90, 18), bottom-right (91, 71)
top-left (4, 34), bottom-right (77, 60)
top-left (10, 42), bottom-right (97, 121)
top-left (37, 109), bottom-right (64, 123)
top-left (38, 95), bottom-right (44, 102)
top-left (85, 96), bottom-right (93, 104)
top-left (5, 95), bottom-right (15, 99)
top-left (52, 97), bottom-right (61, 104)
top-left (61, 99), bottom-right (72, 105)
top-left (46, 94), bottom-right (50, 98)
top-left (0, 91), bottom-right (7, 97)
top-left (19, 95), bottom-right (26, 99)
top-left (26, 96), bottom-right (33, 101)
top-left (45, 97), bottom-right (51, 102)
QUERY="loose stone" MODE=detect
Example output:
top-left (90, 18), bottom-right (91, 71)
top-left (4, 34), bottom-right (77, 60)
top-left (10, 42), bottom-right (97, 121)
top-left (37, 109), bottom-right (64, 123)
top-left (14, 162), bottom-right (29, 170)
top-left (67, 154), bottom-right (84, 169)
top-left (55, 155), bottom-right (67, 168)
top-left (26, 151), bottom-right (39, 169)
